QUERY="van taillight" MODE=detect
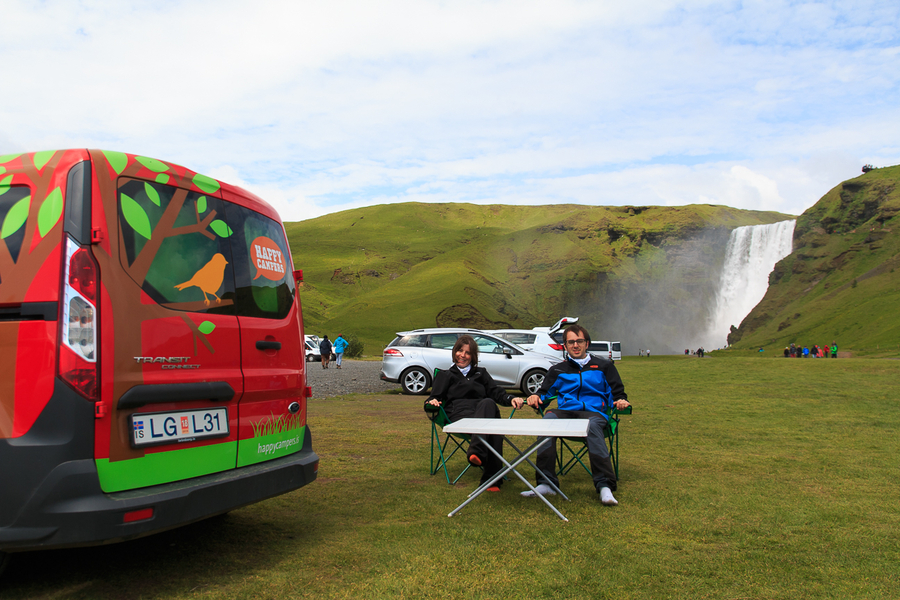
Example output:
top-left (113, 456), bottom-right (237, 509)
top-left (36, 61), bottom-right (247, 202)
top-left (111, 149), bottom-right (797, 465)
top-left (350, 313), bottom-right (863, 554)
top-left (59, 236), bottom-right (99, 400)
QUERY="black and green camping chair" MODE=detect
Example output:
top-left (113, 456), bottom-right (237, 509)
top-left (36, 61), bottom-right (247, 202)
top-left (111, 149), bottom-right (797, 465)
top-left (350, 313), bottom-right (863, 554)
top-left (556, 405), bottom-right (632, 479)
top-left (425, 401), bottom-right (476, 485)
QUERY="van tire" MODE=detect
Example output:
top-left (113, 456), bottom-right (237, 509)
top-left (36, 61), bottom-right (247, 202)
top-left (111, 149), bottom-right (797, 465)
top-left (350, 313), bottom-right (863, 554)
top-left (0, 551), bottom-right (9, 579)
top-left (400, 367), bottom-right (431, 395)
top-left (521, 369), bottom-right (546, 396)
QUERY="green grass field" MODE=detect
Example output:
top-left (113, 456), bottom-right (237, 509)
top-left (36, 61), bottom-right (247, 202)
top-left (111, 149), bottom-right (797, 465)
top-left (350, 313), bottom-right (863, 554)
top-left (3, 357), bottom-right (898, 599)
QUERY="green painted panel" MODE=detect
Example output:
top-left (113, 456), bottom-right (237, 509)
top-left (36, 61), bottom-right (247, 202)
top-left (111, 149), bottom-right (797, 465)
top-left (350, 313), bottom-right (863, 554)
top-left (237, 426), bottom-right (306, 467)
top-left (96, 441), bottom-right (237, 493)
top-left (193, 173), bottom-right (220, 194)
top-left (37, 187), bottom-right (63, 237)
top-left (102, 150), bottom-right (129, 175)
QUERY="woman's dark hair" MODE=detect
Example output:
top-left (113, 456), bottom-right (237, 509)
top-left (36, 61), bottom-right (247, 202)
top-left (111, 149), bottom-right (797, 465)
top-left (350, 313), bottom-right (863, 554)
top-left (452, 334), bottom-right (479, 367)
top-left (563, 324), bottom-right (591, 345)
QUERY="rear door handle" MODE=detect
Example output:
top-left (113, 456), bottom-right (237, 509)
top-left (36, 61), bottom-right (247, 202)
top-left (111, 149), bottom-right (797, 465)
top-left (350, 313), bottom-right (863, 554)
top-left (256, 340), bottom-right (282, 351)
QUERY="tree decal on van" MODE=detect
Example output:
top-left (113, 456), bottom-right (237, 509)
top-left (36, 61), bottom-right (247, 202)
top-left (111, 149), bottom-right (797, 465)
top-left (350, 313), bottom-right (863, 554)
top-left (86, 150), bottom-right (237, 462)
top-left (0, 150), bottom-right (80, 439)
top-left (0, 152), bottom-right (67, 271)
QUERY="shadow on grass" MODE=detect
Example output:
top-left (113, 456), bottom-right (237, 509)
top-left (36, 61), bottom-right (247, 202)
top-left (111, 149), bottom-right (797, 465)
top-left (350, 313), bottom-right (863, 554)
top-left (2, 502), bottom-right (325, 599)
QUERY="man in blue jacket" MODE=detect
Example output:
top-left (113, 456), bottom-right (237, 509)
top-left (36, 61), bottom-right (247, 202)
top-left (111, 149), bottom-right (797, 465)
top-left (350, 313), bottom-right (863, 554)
top-left (524, 324), bottom-right (631, 505)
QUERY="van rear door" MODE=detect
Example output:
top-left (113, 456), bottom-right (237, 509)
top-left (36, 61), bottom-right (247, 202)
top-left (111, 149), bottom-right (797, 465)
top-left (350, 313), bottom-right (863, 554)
top-left (221, 195), bottom-right (307, 468)
top-left (90, 151), bottom-right (243, 492)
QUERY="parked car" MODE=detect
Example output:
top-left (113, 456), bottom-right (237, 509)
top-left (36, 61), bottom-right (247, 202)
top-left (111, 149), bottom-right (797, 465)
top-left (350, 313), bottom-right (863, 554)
top-left (488, 329), bottom-right (566, 359)
top-left (305, 335), bottom-right (322, 362)
top-left (0, 150), bottom-right (317, 574)
top-left (380, 328), bottom-right (556, 395)
top-left (489, 316), bottom-right (580, 360)
top-left (588, 341), bottom-right (622, 361)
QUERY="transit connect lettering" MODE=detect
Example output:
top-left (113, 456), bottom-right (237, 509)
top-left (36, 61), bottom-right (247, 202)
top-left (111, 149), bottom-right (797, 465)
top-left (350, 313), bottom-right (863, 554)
top-left (133, 356), bottom-right (200, 369)
top-left (133, 356), bottom-right (191, 364)
top-left (257, 435), bottom-right (300, 455)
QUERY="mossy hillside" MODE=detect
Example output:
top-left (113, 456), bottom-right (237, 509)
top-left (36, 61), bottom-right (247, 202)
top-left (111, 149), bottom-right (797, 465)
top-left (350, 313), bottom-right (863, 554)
top-left (729, 165), bottom-right (900, 356)
top-left (287, 203), bottom-right (791, 353)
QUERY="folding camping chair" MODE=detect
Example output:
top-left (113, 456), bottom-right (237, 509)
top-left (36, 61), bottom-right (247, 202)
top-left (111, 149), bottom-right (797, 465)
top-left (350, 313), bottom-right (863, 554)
top-left (557, 405), bottom-right (632, 479)
top-left (425, 368), bottom-right (519, 485)
top-left (425, 402), bottom-right (475, 484)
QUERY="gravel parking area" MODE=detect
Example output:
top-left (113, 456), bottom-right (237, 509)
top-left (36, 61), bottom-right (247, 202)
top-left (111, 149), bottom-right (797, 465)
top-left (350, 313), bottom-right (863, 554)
top-left (304, 359), bottom-right (401, 398)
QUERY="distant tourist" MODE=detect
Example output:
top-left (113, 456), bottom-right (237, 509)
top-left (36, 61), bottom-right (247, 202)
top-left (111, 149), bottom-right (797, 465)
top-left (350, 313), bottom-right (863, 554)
top-left (831, 341), bottom-right (838, 358)
top-left (333, 334), bottom-right (349, 369)
top-left (783, 347), bottom-right (790, 358)
top-left (319, 335), bottom-right (333, 369)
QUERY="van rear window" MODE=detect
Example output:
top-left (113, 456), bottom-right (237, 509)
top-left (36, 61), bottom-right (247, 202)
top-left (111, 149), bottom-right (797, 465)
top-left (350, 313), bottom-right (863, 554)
top-left (227, 204), bottom-right (295, 320)
top-left (117, 179), bottom-right (236, 314)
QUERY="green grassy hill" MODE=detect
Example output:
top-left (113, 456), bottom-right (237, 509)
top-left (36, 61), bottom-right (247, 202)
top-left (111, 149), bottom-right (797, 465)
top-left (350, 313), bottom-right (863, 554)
top-left (727, 166), bottom-right (900, 357)
top-left (287, 203), bottom-right (791, 354)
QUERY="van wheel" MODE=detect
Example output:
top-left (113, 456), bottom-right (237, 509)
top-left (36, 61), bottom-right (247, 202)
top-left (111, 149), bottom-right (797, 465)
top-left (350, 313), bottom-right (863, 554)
top-left (306, 354), bottom-right (314, 362)
top-left (0, 551), bottom-right (10, 579)
top-left (400, 367), bottom-right (431, 395)
top-left (521, 369), bottom-right (546, 396)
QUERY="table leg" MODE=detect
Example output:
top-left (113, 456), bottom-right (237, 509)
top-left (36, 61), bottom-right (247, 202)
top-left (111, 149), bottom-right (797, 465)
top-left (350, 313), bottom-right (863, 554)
top-left (448, 435), bottom-right (569, 522)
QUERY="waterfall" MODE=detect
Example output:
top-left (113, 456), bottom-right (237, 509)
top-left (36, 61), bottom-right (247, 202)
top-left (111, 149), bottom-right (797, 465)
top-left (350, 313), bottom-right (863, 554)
top-left (705, 220), bottom-right (796, 349)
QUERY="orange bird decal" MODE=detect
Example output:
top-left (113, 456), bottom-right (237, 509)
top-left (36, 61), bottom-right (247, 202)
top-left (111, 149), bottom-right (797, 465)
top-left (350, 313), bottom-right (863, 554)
top-left (174, 253), bottom-right (229, 305)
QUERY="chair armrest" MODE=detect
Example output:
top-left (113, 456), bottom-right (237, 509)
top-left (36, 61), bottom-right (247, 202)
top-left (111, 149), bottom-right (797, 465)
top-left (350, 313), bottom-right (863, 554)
top-left (612, 405), bottom-right (633, 415)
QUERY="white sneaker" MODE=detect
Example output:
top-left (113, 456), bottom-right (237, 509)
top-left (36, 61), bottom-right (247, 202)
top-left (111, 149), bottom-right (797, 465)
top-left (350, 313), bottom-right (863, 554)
top-left (599, 487), bottom-right (618, 506)
top-left (521, 483), bottom-right (557, 497)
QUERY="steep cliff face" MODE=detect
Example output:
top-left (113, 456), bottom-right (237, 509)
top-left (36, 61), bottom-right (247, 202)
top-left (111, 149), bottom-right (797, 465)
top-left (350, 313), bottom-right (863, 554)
top-left (728, 165), bottom-right (900, 355)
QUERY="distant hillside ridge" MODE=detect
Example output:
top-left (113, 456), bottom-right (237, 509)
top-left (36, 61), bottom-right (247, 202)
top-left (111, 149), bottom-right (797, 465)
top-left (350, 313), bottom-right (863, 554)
top-left (286, 202), bottom-right (791, 354)
top-left (728, 165), bottom-right (900, 357)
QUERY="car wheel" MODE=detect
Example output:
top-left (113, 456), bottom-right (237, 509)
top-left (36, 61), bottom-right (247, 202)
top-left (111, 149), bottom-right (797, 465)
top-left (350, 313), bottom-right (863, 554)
top-left (400, 367), bottom-right (431, 395)
top-left (521, 369), bottom-right (546, 396)
top-left (0, 551), bottom-right (9, 579)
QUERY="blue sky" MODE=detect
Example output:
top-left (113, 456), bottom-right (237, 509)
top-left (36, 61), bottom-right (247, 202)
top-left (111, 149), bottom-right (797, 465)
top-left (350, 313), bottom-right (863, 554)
top-left (3, 0), bottom-right (899, 222)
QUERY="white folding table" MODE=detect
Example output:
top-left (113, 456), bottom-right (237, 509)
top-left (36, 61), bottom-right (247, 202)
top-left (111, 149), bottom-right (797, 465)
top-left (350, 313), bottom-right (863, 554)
top-left (441, 417), bottom-right (590, 522)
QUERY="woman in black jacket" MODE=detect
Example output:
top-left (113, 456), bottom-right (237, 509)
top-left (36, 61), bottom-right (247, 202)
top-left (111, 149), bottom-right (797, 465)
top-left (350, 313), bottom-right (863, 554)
top-left (425, 335), bottom-right (525, 490)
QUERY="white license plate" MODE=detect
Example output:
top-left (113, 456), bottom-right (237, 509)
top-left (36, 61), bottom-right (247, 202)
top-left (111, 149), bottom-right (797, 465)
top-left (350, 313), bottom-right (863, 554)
top-left (130, 407), bottom-right (229, 448)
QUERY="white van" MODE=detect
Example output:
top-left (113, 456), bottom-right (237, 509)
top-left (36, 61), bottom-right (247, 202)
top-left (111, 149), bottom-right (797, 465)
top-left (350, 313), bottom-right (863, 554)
top-left (588, 341), bottom-right (622, 361)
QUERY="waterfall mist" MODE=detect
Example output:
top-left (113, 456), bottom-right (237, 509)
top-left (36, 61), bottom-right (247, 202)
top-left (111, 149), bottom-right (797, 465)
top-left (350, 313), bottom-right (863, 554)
top-left (573, 221), bottom-right (795, 355)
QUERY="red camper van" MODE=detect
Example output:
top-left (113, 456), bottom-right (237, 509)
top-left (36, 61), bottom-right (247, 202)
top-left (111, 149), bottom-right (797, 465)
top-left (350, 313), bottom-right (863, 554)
top-left (0, 150), bottom-right (317, 574)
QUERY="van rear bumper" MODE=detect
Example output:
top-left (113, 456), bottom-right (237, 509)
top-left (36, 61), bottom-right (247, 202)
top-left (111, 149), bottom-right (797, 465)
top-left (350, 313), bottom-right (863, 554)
top-left (0, 434), bottom-right (318, 552)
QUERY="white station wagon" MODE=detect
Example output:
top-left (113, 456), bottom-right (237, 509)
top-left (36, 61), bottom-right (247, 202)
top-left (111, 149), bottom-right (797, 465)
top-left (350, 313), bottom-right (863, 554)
top-left (380, 328), bottom-right (556, 395)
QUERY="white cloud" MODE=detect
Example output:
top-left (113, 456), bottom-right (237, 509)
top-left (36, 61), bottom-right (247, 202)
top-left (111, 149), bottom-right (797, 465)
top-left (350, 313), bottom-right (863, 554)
top-left (2, 0), bottom-right (900, 222)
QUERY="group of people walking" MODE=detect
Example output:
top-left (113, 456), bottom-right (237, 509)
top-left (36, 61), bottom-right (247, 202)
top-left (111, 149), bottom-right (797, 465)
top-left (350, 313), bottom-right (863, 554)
top-left (317, 334), bottom-right (349, 369)
top-left (425, 324), bottom-right (631, 506)
top-left (784, 341), bottom-right (838, 358)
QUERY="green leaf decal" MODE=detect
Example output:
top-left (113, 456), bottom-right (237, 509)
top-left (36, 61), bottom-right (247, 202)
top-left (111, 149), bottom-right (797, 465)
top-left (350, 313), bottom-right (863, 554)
top-left (198, 321), bottom-right (216, 335)
top-left (209, 219), bottom-right (233, 238)
top-left (1, 196), bottom-right (30, 239)
top-left (144, 182), bottom-right (161, 206)
top-left (193, 173), bottom-right (220, 194)
top-left (136, 156), bottom-right (169, 173)
top-left (155, 174), bottom-right (170, 184)
top-left (37, 187), bottom-right (63, 237)
top-left (0, 154), bottom-right (22, 165)
top-left (0, 167), bottom-right (6, 175)
top-left (197, 196), bottom-right (207, 213)
top-left (0, 174), bottom-right (12, 195)
top-left (121, 193), bottom-right (152, 240)
top-left (33, 150), bottom-right (56, 170)
top-left (103, 150), bottom-right (129, 175)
